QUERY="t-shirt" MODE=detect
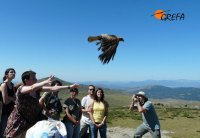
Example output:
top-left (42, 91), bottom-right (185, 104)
top-left (93, 101), bottom-right (105, 123)
top-left (81, 95), bottom-right (94, 124)
top-left (63, 98), bottom-right (82, 121)
top-left (142, 101), bottom-right (160, 130)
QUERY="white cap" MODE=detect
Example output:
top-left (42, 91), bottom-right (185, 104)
top-left (136, 91), bottom-right (147, 99)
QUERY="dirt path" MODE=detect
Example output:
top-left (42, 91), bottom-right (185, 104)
top-left (106, 127), bottom-right (173, 138)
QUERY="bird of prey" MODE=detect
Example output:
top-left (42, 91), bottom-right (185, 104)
top-left (88, 34), bottom-right (124, 64)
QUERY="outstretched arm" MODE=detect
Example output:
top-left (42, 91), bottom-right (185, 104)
top-left (20, 76), bottom-right (53, 94)
top-left (42, 83), bottom-right (79, 92)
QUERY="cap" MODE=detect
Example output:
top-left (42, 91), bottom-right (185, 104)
top-left (135, 91), bottom-right (147, 99)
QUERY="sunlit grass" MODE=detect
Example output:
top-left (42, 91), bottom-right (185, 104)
top-left (58, 90), bottom-right (200, 138)
top-left (107, 106), bottom-right (200, 138)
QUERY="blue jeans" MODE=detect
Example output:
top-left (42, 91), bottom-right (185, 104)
top-left (90, 123), bottom-right (107, 138)
top-left (134, 124), bottom-right (161, 138)
top-left (80, 120), bottom-right (92, 138)
top-left (65, 120), bottom-right (80, 138)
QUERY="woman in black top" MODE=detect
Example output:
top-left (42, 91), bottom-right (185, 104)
top-left (0, 68), bottom-right (16, 138)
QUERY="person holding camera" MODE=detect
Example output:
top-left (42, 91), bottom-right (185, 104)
top-left (130, 91), bottom-right (161, 138)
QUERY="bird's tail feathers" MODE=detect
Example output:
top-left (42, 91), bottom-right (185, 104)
top-left (88, 36), bottom-right (101, 42)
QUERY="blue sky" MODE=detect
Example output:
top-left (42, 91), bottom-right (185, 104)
top-left (0, 0), bottom-right (200, 82)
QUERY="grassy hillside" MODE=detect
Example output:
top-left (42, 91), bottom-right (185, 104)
top-left (44, 77), bottom-right (132, 107)
top-left (58, 87), bottom-right (131, 107)
top-left (107, 106), bottom-right (200, 138)
top-left (41, 78), bottom-right (200, 138)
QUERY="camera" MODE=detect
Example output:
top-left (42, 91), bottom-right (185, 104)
top-left (133, 97), bottom-right (138, 107)
top-left (133, 97), bottom-right (138, 102)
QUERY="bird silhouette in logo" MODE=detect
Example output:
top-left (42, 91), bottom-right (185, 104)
top-left (152, 10), bottom-right (170, 20)
top-left (88, 34), bottom-right (124, 64)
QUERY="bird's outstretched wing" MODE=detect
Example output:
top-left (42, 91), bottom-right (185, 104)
top-left (88, 34), bottom-right (123, 64)
top-left (99, 40), bottom-right (119, 64)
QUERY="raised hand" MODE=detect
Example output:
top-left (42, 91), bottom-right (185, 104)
top-left (45, 75), bottom-right (54, 85)
top-left (131, 94), bottom-right (136, 101)
top-left (70, 83), bottom-right (80, 88)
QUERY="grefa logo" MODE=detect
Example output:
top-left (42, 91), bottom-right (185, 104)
top-left (152, 10), bottom-right (185, 21)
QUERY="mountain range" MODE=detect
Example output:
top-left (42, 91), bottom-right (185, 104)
top-left (36, 78), bottom-right (200, 101)
top-left (79, 80), bottom-right (200, 89)
top-left (125, 85), bottom-right (200, 101)
top-left (79, 80), bottom-right (200, 101)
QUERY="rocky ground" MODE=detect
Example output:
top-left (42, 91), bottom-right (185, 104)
top-left (106, 127), bottom-right (173, 138)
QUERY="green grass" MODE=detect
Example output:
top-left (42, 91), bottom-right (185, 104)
top-left (107, 106), bottom-right (200, 138)
top-left (57, 89), bottom-right (200, 138)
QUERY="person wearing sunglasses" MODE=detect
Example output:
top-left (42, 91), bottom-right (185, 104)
top-left (80, 85), bottom-right (95, 138)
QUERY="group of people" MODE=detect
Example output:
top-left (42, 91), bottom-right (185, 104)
top-left (0, 68), bottom-right (109, 138)
top-left (0, 68), bottom-right (161, 138)
top-left (0, 68), bottom-right (80, 138)
top-left (79, 85), bottom-right (109, 138)
top-left (62, 85), bottom-right (109, 138)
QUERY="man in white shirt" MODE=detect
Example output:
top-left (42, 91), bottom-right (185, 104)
top-left (80, 85), bottom-right (95, 138)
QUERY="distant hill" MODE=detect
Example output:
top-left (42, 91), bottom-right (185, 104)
top-left (80, 80), bottom-right (200, 89)
top-left (38, 77), bottom-right (129, 107)
top-left (80, 80), bottom-right (200, 101)
top-left (38, 78), bottom-right (200, 102)
top-left (126, 85), bottom-right (200, 101)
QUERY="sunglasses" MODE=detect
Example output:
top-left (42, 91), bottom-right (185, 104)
top-left (89, 89), bottom-right (94, 91)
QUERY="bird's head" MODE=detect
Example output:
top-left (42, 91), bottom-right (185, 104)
top-left (119, 37), bottom-right (124, 42)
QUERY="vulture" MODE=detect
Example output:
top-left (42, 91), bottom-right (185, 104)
top-left (88, 34), bottom-right (124, 64)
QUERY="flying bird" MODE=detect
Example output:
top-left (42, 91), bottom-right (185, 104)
top-left (88, 34), bottom-right (124, 64)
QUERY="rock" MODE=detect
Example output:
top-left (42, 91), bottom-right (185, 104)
top-left (105, 127), bottom-right (172, 138)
